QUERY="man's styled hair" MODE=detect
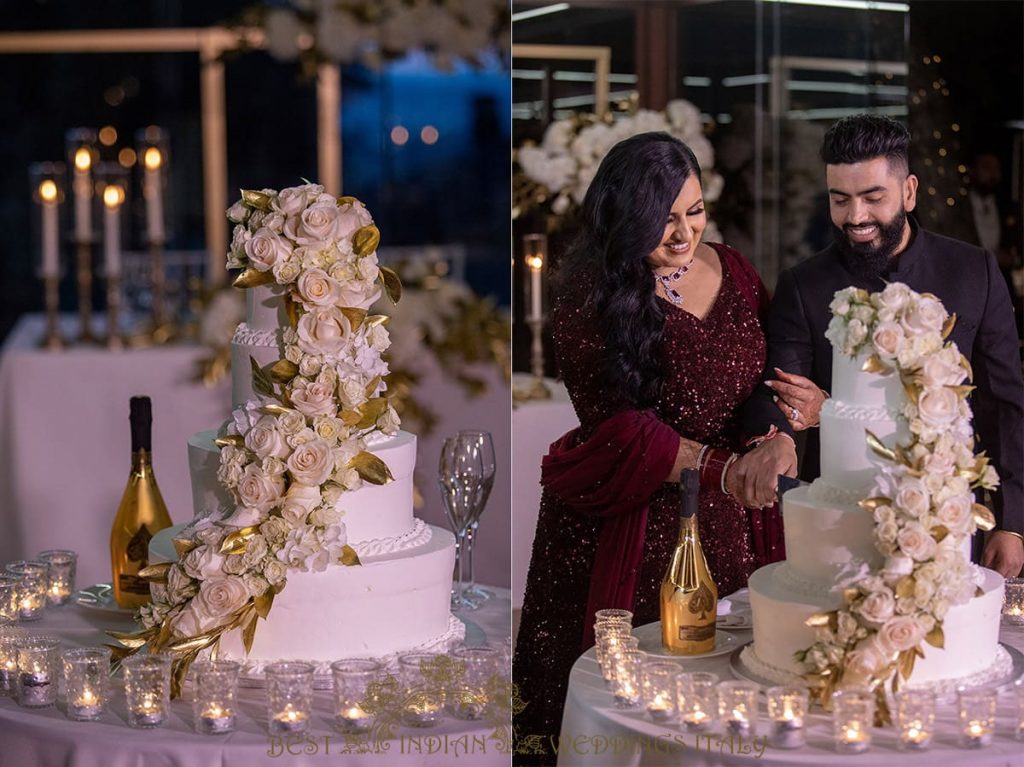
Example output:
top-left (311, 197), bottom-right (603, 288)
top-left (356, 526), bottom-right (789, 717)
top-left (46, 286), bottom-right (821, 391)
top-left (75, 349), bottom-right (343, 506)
top-left (821, 114), bottom-right (910, 174)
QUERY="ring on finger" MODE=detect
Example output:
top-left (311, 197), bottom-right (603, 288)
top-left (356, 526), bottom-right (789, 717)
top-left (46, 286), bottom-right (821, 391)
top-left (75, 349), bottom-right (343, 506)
top-left (789, 406), bottom-right (800, 420)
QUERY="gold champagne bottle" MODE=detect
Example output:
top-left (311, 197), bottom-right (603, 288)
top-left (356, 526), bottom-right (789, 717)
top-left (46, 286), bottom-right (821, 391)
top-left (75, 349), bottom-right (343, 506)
top-left (110, 396), bottom-right (172, 609)
top-left (660, 468), bottom-right (717, 654)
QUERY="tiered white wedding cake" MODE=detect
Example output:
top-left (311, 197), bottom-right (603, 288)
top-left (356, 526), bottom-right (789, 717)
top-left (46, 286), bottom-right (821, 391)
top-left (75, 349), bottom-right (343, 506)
top-left (743, 283), bottom-right (1006, 694)
top-left (143, 185), bottom-right (461, 678)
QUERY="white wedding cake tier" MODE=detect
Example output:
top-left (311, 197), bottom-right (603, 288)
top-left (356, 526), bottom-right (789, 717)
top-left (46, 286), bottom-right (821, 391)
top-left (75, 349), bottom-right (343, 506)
top-left (745, 288), bottom-right (1006, 694)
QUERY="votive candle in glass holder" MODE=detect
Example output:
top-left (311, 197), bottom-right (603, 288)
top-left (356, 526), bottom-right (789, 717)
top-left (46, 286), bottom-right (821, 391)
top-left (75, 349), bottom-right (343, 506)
top-left (0, 627), bottom-right (21, 696)
top-left (766, 686), bottom-right (809, 749)
top-left (448, 646), bottom-right (500, 720)
top-left (63, 647), bottom-right (110, 721)
top-left (594, 608), bottom-right (634, 626)
top-left (1014, 678), bottom-right (1024, 741)
top-left (123, 654), bottom-right (171, 728)
top-left (0, 575), bottom-right (21, 622)
top-left (6, 562), bottom-right (49, 621)
top-left (957, 686), bottom-right (996, 748)
top-left (1003, 578), bottom-right (1024, 625)
top-left (16, 636), bottom-right (60, 708)
top-left (642, 661), bottom-right (681, 723)
top-left (331, 659), bottom-right (381, 733)
top-left (399, 653), bottom-right (445, 727)
top-left (38, 550), bottom-right (77, 607)
top-left (192, 660), bottom-right (240, 735)
top-left (595, 621), bottom-right (632, 682)
top-left (895, 688), bottom-right (936, 751)
top-left (719, 680), bottom-right (759, 736)
top-left (832, 688), bottom-right (874, 754)
top-left (611, 649), bottom-right (646, 709)
top-left (676, 671), bottom-right (717, 732)
top-left (266, 661), bottom-right (314, 734)
top-left (601, 635), bottom-right (639, 687)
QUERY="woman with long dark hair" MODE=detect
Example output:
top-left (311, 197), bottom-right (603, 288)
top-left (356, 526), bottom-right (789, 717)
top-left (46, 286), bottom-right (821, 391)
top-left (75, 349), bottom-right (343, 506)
top-left (513, 132), bottom-right (797, 763)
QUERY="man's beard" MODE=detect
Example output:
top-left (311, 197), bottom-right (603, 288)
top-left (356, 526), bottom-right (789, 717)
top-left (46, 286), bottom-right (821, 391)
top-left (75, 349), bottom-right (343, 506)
top-left (831, 207), bottom-right (907, 279)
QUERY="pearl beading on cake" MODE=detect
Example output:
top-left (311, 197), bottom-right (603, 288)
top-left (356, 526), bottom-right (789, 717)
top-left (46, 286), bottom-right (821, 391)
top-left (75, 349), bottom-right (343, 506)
top-left (806, 479), bottom-right (872, 507)
top-left (821, 399), bottom-right (901, 421)
top-left (231, 323), bottom-right (282, 347)
top-left (350, 519), bottom-right (432, 559)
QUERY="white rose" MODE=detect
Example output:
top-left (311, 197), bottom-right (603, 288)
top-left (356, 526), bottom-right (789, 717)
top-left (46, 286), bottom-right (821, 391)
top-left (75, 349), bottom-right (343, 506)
top-left (923, 449), bottom-right (956, 477)
top-left (297, 307), bottom-right (352, 356)
top-left (244, 227), bottom-right (291, 272)
top-left (244, 415), bottom-right (290, 460)
top-left (338, 378), bottom-right (367, 409)
top-left (286, 201), bottom-right (342, 245)
top-left (356, 256), bottom-right (380, 283)
top-left (296, 269), bottom-right (342, 308)
top-left (847, 318), bottom-right (868, 347)
top-left (875, 282), bottom-right (911, 312)
top-left (280, 483), bottom-right (321, 526)
top-left (309, 505), bottom-right (343, 527)
top-left (272, 258), bottom-right (302, 284)
top-left (901, 296), bottom-right (946, 336)
top-left (226, 201), bottom-right (248, 223)
top-left (337, 279), bottom-right (382, 311)
top-left (277, 526), bottom-right (320, 572)
top-left (260, 516), bottom-right (290, 545)
top-left (878, 615), bottom-right (925, 653)
top-left (881, 554), bottom-right (915, 581)
top-left (288, 427), bottom-right (318, 448)
top-left (274, 186), bottom-right (309, 216)
top-left (306, 523), bottom-right (347, 571)
top-left (920, 353), bottom-right (965, 387)
top-left (877, 520), bottom-right (899, 543)
top-left (897, 523), bottom-right (937, 562)
top-left (871, 321), bottom-right (904, 360)
top-left (263, 558), bottom-right (287, 586)
top-left (172, 603), bottom-right (217, 637)
top-left (194, 576), bottom-right (250, 622)
top-left (368, 324), bottom-right (390, 352)
top-left (235, 463), bottom-right (285, 513)
top-left (873, 504), bottom-right (896, 526)
top-left (242, 572), bottom-right (270, 598)
top-left (286, 438), bottom-right (334, 485)
top-left (298, 355), bottom-right (321, 378)
top-left (856, 589), bottom-right (895, 625)
top-left (335, 200), bottom-right (373, 239)
top-left (166, 564), bottom-right (197, 603)
top-left (289, 378), bottom-right (337, 417)
top-left (843, 635), bottom-right (891, 687)
top-left (936, 494), bottom-right (972, 532)
top-left (276, 408), bottom-right (306, 435)
top-left (313, 416), bottom-right (343, 442)
top-left (894, 478), bottom-right (930, 518)
top-left (182, 545), bottom-right (226, 580)
top-left (917, 386), bottom-right (959, 427)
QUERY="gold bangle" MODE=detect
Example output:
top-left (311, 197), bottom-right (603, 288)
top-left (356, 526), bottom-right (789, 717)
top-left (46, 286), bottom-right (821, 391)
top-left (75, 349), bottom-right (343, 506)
top-left (998, 530), bottom-right (1024, 543)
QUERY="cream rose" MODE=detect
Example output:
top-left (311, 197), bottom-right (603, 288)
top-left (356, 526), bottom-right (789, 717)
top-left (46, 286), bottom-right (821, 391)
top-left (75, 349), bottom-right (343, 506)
top-left (272, 257), bottom-right (302, 284)
top-left (263, 558), bottom-right (287, 586)
top-left (273, 186), bottom-right (309, 216)
top-left (194, 576), bottom-right (250, 622)
top-left (182, 545), bottom-right (226, 580)
top-left (276, 408), bottom-right (306, 435)
top-left (227, 200), bottom-right (248, 223)
top-left (287, 200), bottom-right (342, 245)
top-left (936, 494), bottom-right (972, 532)
top-left (297, 307), bottom-right (352, 356)
top-left (286, 438), bottom-right (334, 485)
top-left (260, 516), bottom-right (290, 545)
top-left (896, 522), bottom-right (937, 561)
top-left (917, 386), bottom-right (959, 427)
top-left (289, 378), bottom-right (337, 417)
top-left (894, 478), bottom-right (930, 518)
top-left (244, 227), bottom-right (291, 272)
top-left (298, 355), bottom-right (322, 378)
top-left (244, 415), bottom-right (290, 459)
top-left (878, 615), bottom-right (925, 653)
top-left (871, 321), bottom-right (904, 360)
top-left (296, 268), bottom-right (342, 308)
top-left (875, 282), bottom-right (911, 312)
top-left (856, 589), bottom-right (895, 624)
top-left (338, 378), bottom-right (367, 409)
top-left (280, 483), bottom-right (321, 526)
top-left (313, 416), bottom-right (344, 442)
top-left (923, 449), bottom-right (956, 477)
top-left (172, 603), bottom-right (217, 637)
top-left (901, 296), bottom-right (946, 336)
top-left (920, 351), bottom-right (965, 387)
top-left (336, 280), bottom-right (382, 311)
top-left (235, 464), bottom-right (285, 513)
top-left (843, 636), bottom-right (891, 687)
top-left (336, 200), bottom-right (373, 239)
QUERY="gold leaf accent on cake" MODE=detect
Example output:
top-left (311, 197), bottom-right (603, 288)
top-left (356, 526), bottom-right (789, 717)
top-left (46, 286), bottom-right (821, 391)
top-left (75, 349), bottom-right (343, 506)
top-left (340, 307), bottom-right (368, 331)
top-left (861, 354), bottom-right (893, 375)
top-left (960, 353), bottom-right (973, 383)
top-left (340, 545), bottom-right (361, 567)
top-left (941, 313), bottom-right (957, 340)
top-left (336, 195), bottom-right (360, 208)
top-left (215, 434), bottom-right (245, 449)
top-left (352, 224), bottom-right (380, 257)
top-left (946, 384), bottom-right (975, 397)
top-left (106, 629), bottom-right (153, 649)
top-left (365, 314), bottom-right (390, 328)
top-left (269, 359), bottom-right (299, 383)
top-left (137, 562), bottom-right (172, 583)
top-left (166, 633), bottom-right (217, 653)
top-left (972, 503), bottom-right (996, 531)
top-left (219, 526), bottom-right (261, 555)
top-left (339, 409), bottom-right (363, 427)
top-left (242, 611), bottom-right (258, 654)
top-left (897, 649), bottom-right (916, 680)
top-left (902, 379), bottom-right (921, 404)
top-left (348, 451), bottom-right (394, 485)
top-left (284, 293), bottom-right (300, 328)
top-left (365, 375), bottom-right (381, 397)
top-left (857, 496), bottom-right (891, 512)
top-left (173, 537), bottom-right (198, 558)
top-left (104, 643), bottom-right (135, 662)
top-left (380, 266), bottom-right (402, 304)
top-left (924, 625), bottom-right (945, 649)
top-left (254, 590), bottom-right (275, 619)
top-left (805, 610), bottom-right (836, 629)
top-left (250, 356), bottom-right (275, 398)
top-left (895, 575), bottom-right (916, 599)
top-left (241, 189), bottom-right (272, 210)
top-left (232, 267), bottom-right (275, 289)
top-left (931, 524), bottom-right (950, 543)
top-left (842, 588), bottom-right (861, 606)
top-left (864, 430), bottom-right (896, 462)
top-left (260, 404), bottom-right (293, 417)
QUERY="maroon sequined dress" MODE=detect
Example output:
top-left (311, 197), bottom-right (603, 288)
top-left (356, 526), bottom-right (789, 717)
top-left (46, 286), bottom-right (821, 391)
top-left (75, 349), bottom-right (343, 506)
top-left (513, 243), bottom-right (774, 764)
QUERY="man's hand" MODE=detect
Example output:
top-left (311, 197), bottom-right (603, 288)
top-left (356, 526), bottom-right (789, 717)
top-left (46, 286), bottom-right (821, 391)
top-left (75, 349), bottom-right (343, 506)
top-left (726, 436), bottom-right (797, 508)
top-left (981, 530), bottom-right (1024, 578)
top-left (766, 368), bottom-right (828, 431)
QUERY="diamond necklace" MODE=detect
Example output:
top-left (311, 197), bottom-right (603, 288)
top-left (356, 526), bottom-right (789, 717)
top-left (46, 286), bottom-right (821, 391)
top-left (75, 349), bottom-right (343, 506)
top-left (653, 258), bottom-right (695, 305)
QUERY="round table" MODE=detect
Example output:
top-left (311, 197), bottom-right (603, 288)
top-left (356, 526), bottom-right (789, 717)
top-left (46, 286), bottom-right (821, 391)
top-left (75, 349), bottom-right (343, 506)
top-left (0, 588), bottom-right (511, 767)
top-left (557, 593), bottom-right (1024, 767)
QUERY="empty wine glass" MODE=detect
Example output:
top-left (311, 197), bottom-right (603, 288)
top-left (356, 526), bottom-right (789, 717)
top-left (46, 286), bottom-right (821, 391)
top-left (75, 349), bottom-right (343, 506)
top-left (437, 433), bottom-right (493, 611)
top-left (458, 431), bottom-right (495, 604)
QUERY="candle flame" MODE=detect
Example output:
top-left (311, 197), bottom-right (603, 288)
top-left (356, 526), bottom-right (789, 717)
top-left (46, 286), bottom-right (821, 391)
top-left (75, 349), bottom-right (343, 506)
top-left (39, 180), bottom-right (58, 203)
top-left (103, 185), bottom-right (125, 208)
top-left (526, 254), bottom-right (544, 271)
top-left (74, 148), bottom-right (92, 171)
top-left (144, 147), bottom-right (162, 171)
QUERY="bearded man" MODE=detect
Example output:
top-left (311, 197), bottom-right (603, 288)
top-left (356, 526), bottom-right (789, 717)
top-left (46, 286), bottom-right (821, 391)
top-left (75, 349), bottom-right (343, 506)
top-left (737, 114), bottom-right (1024, 578)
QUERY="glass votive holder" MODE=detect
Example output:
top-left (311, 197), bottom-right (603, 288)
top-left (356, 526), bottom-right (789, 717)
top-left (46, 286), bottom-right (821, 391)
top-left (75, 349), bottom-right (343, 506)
top-left (448, 646), bottom-right (500, 720)
top-left (676, 671), bottom-right (718, 732)
top-left (611, 649), bottom-right (646, 709)
top-left (766, 685), bottom-right (809, 749)
top-left (641, 661), bottom-right (681, 722)
top-left (331, 659), bottom-right (381, 733)
top-left (1014, 678), bottom-right (1024, 740)
top-left (6, 562), bottom-right (49, 621)
top-left (595, 621), bottom-right (632, 671)
top-left (0, 626), bottom-right (20, 696)
top-left (266, 661), bottom-right (314, 734)
top-left (832, 687), bottom-right (874, 753)
top-left (399, 653), bottom-right (444, 727)
top-left (63, 647), bottom-right (110, 721)
top-left (192, 660), bottom-right (240, 735)
top-left (957, 686), bottom-right (997, 748)
top-left (15, 636), bottom-right (61, 708)
top-left (123, 654), bottom-right (172, 728)
top-left (38, 550), bottom-right (77, 607)
top-left (718, 680), bottom-right (759, 736)
top-left (895, 688), bottom-right (936, 751)
top-left (1003, 578), bottom-right (1024, 625)
top-left (600, 635), bottom-right (639, 686)
top-left (595, 608), bottom-right (633, 626)
top-left (0, 575), bottom-right (21, 622)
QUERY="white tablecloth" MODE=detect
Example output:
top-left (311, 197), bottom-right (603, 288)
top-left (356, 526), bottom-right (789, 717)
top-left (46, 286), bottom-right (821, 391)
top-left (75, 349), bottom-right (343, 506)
top-left (557, 599), bottom-right (1024, 766)
top-left (0, 314), bottom-right (511, 590)
top-left (0, 588), bottom-right (512, 767)
top-left (510, 375), bottom-right (578, 610)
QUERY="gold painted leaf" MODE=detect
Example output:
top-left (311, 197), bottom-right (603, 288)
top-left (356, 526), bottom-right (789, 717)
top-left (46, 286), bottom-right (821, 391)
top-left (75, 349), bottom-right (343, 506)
top-left (865, 430), bottom-right (896, 462)
top-left (167, 633), bottom-right (218, 653)
top-left (898, 649), bottom-right (916, 680)
top-left (348, 450), bottom-right (394, 485)
top-left (250, 356), bottom-right (274, 398)
top-left (947, 384), bottom-right (976, 397)
top-left (339, 409), bottom-right (363, 427)
top-left (260, 404), bottom-right (293, 417)
top-left (352, 224), bottom-right (380, 257)
top-left (931, 524), bottom-right (950, 543)
top-left (862, 354), bottom-right (893, 375)
top-left (104, 643), bottom-right (135, 663)
top-left (173, 537), bottom-right (197, 558)
top-left (241, 189), bottom-right (272, 210)
top-left (960, 353), bottom-right (973, 383)
top-left (380, 266), bottom-right (402, 304)
top-left (284, 293), bottom-right (300, 328)
top-left (804, 610), bottom-right (836, 628)
top-left (365, 314), bottom-right (390, 328)
top-left (364, 375), bottom-right (382, 397)
top-left (941, 312), bottom-right (957, 340)
top-left (336, 195), bottom-right (360, 208)
top-left (356, 397), bottom-right (390, 430)
top-left (925, 624), bottom-right (945, 649)
top-left (896, 575), bottom-right (916, 599)
top-left (268, 359), bottom-right (299, 383)
top-left (843, 587), bottom-right (861, 606)
top-left (902, 379), bottom-right (921, 404)
top-left (215, 434), bottom-right (245, 449)
top-left (972, 503), bottom-right (996, 531)
top-left (137, 562), bottom-right (172, 583)
top-left (242, 613), bottom-right (258, 655)
top-left (171, 654), bottom-right (196, 700)
top-left (106, 630), bottom-right (151, 649)
top-left (231, 267), bottom-right (275, 289)
top-left (341, 545), bottom-right (361, 567)
top-left (340, 307), bottom-right (368, 331)
top-left (152, 619), bottom-right (174, 654)
top-left (858, 496), bottom-right (891, 512)
top-left (254, 590), bottom-right (275, 619)
top-left (219, 525), bottom-right (261, 555)
top-left (976, 585), bottom-right (985, 598)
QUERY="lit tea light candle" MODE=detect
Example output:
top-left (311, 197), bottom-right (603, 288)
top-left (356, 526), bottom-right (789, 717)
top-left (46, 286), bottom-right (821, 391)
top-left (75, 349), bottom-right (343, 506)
top-left (901, 724), bottom-right (930, 750)
top-left (404, 699), bottom-right (442, 727)
top-left (199, 704), bottom-right (235, 734)
top-left (719, 681), bottom-right (759, 738)
top-left (132, 693), bottom-right (166, 727)
top-left (273, 704), bottom-right (309, 733)
top-left (19, 593), bottom-right (44, 621)
top-left (70, 688), bottom-right (102, 720)
top-left (18, 662), bottom-right (51, 707)
top-left (727, 707), bottom-right (751, 736)
top-left (767, 686), bottom-right (808, 749)
top-left (963, 721), bottom-right (992, 748)
top-left (682, 708), bottom-right (711, 732)
top-left (839, 724), bottom-right (869, 753)
top-left (647, 693), bottom-right (674, 723)
top-left (336, 704), bottom-right (372, 733)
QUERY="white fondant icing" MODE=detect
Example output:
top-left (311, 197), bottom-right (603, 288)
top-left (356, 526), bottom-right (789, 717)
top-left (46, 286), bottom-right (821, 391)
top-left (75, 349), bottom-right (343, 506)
top-left (246, 285), bottom-right (289, 332)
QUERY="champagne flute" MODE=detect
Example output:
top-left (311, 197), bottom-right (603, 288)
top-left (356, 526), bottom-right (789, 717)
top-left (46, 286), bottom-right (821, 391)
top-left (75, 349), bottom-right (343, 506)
top-left (458, 431), bottom-right (495, 604)
top-left (437, 434), bottom-right (489, 610)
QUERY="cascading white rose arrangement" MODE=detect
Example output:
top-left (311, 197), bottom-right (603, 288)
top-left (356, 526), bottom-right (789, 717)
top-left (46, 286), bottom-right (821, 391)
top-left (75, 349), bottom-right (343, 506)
top-left (111, 184), bottom-right (403, 695)
top-left (797, 282), bottom-right (999, 721)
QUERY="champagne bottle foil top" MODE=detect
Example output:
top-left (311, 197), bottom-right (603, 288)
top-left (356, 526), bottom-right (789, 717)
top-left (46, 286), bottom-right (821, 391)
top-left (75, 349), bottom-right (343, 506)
top-left (680, 468), bottom-right (699, 518)
top-left (129, 396), bottom-right (152, 452)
